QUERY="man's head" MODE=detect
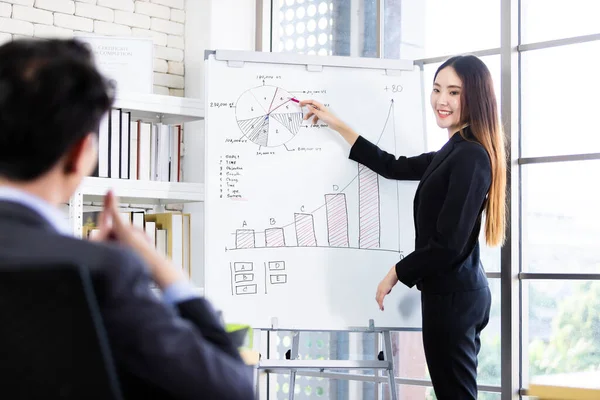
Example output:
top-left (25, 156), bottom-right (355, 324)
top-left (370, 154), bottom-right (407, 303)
top-left (0, 38), bottom-right (114, 202)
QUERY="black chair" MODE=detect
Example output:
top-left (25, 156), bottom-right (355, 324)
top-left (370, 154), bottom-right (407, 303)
top-left (0, 264), bottom-right (123, 399)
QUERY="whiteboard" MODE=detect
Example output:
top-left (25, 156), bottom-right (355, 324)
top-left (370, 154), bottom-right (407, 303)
top-left (204, 50), bottom-right (426, 330)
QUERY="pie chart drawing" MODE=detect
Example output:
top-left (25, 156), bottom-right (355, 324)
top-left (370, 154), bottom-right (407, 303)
top-left (235, 85), bottom-right (304, 147)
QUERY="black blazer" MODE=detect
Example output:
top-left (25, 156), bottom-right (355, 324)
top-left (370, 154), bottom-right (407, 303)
top-left (349, 128), bottom-right (490, 294)
top-left (0, 201), bottom-right (254, 399)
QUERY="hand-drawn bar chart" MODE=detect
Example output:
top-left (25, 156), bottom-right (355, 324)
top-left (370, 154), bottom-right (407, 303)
top-left (230, 100), bottom-right (398, 253)
top-left (232, 165), bottom-right (386, 251)
top-left (358, 165), bottom-right (381, 249)
top-left (325, 193), bottom-right (349, 247)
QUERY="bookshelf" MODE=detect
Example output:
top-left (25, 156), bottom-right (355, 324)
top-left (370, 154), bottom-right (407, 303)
top-left (69, 92), bottom-right (205, 239)
top-left (79, 178), bottom-right (204, 205)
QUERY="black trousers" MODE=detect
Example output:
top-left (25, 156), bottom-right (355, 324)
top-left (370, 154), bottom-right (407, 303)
top-left (421, 286), bottom-right (492, 400)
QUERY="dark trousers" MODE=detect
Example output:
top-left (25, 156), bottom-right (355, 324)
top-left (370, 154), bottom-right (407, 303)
top-left (421, 286), bottom-right (492, 400)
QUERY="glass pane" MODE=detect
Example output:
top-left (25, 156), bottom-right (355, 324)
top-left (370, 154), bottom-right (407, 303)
top-left (522, 161), bottom-right (600, 273)
top-left (527, 280), bottom-right (600, 386)
top-left (272, 0), bottom-right (377, 57)
top-left (384, 0), bottom-right (500, 60)
top-left (522, 42), bottom-right (600, 157)
top-left (392, 279), bottom-right (501, 387)
top-left (521, 0), bottom-right (600, 44)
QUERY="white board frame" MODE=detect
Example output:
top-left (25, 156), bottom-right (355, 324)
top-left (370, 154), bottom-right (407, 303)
top-left (204, 49), bottom-right (426, 331)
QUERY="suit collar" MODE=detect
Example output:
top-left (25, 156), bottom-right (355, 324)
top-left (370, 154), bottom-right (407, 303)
top-left (418, 130), bottom-right (464, 186)
top-left (0, 187), bottom-right (71, 235)
top-left (0, 200), bottom-right (60, 233)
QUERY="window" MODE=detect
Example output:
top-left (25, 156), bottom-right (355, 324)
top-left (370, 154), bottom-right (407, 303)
top-left (521, 41), bottom-right (600, 157)
top-left (521, 0), bottom-right (600, 44)
top-left (271, 0), bottom-right (377, 57)
top-left (522, 161), bottom-right (600, 273)
top-left (384, 0), bottom-right (500, 59)
top-left (527, 280), bottom-right (600, 384)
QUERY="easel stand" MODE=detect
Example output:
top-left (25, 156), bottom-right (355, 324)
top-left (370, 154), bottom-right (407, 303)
top-left (253, 325), bottom-right (405, 400)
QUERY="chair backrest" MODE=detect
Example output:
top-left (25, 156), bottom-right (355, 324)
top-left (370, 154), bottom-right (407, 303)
top-left (0, 264), bottom-right (123, 399)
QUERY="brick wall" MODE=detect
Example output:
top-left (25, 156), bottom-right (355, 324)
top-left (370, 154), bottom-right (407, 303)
top-left (0, 0), bottom-right (185, 96)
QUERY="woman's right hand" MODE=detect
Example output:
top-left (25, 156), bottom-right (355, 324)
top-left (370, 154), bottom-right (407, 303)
top-left (299, 99), bottom-right (347, 132)
top-left (299, 99), bottom-right (359, 145)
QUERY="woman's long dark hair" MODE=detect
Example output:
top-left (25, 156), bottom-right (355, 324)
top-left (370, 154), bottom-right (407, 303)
top-left (434, 55), bottom-right (506, 246)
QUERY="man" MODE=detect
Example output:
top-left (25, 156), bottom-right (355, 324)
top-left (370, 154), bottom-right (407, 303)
top-left (0, 38), bottom-right (254, 399)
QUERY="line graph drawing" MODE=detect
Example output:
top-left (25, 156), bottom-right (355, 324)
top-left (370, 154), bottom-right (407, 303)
top-left (229, 99), bottom-right (399, 254)
top-left (235, 85), bottom-right (304, 147)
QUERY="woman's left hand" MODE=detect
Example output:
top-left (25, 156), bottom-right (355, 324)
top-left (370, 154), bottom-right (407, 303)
top-left (376, 266), bottom-right (399, 311)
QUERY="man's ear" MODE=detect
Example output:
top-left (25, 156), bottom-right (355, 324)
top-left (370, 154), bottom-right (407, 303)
top-left (63, 133), bottom-right (97, 176)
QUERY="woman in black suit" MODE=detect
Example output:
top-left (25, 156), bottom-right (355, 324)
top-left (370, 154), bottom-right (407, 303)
top-left (301, 55), bottom-right (506, 399)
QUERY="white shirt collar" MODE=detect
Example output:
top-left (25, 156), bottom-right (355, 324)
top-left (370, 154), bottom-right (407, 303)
top-left (0, 187), bottom-right (72, 236)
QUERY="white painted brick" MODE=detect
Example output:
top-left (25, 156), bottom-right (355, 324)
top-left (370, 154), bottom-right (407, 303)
top-left (153, 44), bottom-right (182, 61)
top-left (34, 23), bottom-right (73, 38)
top-left (0, 16), bottom-right (33, 35)
top-left (150, 17), bottom-right (182, 35)
top-left (166, 33), bottom-right (182, 49)
top-left (114, 10), bottom-right (149, 29)
top-left (75, 2), bottom-right (113, 22)
top-left (35, 0), bottom-right (74, 14)
top-left (0, 31), bottom-right (11, 44)
top-left (3, 0), bottom-right (33, 6)
top-left (131, 27), bottom-right (165, 46)
top-left (134, 1), bottom-right (168, 19)
top-left (97, 0), bottom-right (133, 12)
top-left (94, 20), bottom-right (131, 36)
top-left (150, 0), bottom-right (183, 10)
top-left (153, 85), bottom-right (168, 95)
top-left (169, 88), bottom-right (183, 97)
top-left (153, 58), bottom-right (167, 73)
top-left (167, 61), bottom-right (183, 75)
top-left (0, 2), bottom-right (11, 17)
top-left (54, 13), bottom-right (93, 31)
top-left (13, 4), bottom-right (52, 24)
top-left (154, 72), bottom-right (183, 89)
top-left (170, 8), bottom-right (184, 23)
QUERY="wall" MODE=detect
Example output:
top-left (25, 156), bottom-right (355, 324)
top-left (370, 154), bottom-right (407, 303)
top-left (0, 0), bottom-right (185, 96)
top-left (183, 0), bottom-right (256, 287)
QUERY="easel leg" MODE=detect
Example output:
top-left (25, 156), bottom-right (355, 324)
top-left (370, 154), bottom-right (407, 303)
top-left (382, 331), bottom-right (398, 400)
top-left (288, 331), bottom-right (300, 400)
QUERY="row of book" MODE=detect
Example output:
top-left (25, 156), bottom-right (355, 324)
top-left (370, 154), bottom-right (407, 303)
top-left (95, 108), bottom-right (182, 182)
top-left (83, 211), bottom-right (191, 277)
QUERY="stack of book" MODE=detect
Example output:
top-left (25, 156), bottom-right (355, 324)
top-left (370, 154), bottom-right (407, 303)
top-left (95, 108), bottom-right (182, 182)
top-left (83, 211), bottom-right (191, 278)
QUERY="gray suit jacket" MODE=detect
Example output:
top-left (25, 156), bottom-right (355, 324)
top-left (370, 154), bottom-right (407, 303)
top-left (0, 200), bottom-right (254, 399)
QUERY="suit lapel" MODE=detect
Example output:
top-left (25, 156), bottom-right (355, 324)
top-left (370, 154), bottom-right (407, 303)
top-left (417, 135), bottom-right (459, 191)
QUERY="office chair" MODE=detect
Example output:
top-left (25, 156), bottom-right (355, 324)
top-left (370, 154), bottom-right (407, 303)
top-left (0, 264), bottom-right (123, 400)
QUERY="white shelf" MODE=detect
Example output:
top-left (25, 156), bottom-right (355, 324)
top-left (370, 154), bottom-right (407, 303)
top-left (114, 91), bottom-right (205, 124)
top-left (79, 177), bottom-right (204, 204)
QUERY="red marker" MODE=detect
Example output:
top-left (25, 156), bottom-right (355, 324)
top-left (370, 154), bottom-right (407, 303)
top-left (289, 97), bottom-right (300, 103)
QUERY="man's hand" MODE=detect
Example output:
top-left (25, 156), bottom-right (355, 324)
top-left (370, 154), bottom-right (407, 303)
top-left (92, 190), bottom-right (184, 288)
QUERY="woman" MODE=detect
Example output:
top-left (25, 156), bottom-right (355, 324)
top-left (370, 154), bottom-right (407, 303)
top-left (300, 55), bottom-right (506, 399)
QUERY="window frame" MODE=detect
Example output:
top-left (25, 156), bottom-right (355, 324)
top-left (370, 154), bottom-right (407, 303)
top-left (258, 1), bottom-right (600, 398)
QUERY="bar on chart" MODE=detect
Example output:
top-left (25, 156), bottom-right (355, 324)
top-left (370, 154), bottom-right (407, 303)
top-left (358, 165), bottom-right (381, 248)
top-left (325, 193), bottom-right (349, 247)
top-left (265, 228), bottom-right (285, 247)
top-left (235, 229), bottom-right (256, 249)
top-left (294, 213), bottom-right (317, 247)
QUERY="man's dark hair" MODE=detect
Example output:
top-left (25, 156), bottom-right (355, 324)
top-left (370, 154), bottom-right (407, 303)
top-left (0, 38), bottom-right (115, 181)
